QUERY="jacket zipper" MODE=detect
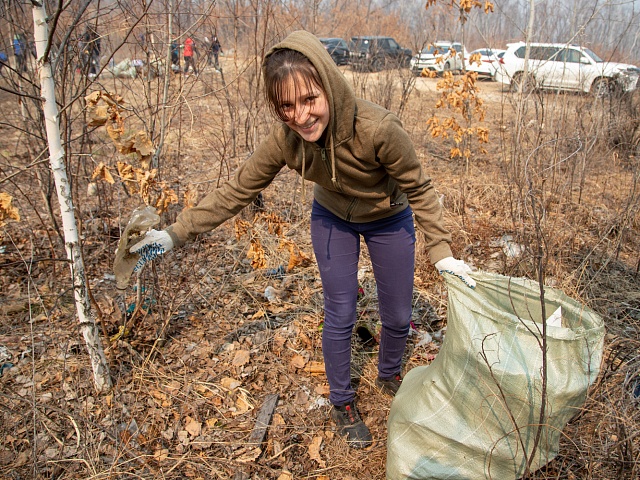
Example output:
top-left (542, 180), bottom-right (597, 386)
top-left (322, 146), bottom-right (357, 220)
top-left (320, 148), bottom-right (333, 180)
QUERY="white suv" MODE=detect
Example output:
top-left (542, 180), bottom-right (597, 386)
top-left (496, 42), bottom-right (640, 96)
top-left (410, 41), bottom-right (468, 75)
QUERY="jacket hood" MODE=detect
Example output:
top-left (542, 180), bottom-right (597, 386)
top-left (263, 30), bottom-right (356, 146)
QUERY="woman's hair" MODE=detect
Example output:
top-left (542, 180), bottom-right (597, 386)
top-left (264, 49), bottom-right (325, 122)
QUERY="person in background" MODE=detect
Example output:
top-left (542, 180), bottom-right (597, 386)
top-left (88, 27), bottom-right (101, 77)
top-left (170, 40), bottom-right (180, 73)
top-left (211, 35), bottom-right (222, 70)
top-left (183, 36), bottom-right (197, 75)
top-left (128, 30), bottom-right (475, 449)
top-left (0, 51), bottom-right (8, 76)
top-left (13, 34), bottom-right (27, 73)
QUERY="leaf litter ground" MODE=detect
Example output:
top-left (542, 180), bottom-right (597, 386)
top-left (1, 72), bottom-right (639, 479)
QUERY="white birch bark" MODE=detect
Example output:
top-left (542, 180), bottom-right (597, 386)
top-left (32, 1), bottom-right (112, 392)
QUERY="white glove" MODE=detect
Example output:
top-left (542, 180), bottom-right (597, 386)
top-left (435, 257), bottom-right (476, 288)
top-left (129, 229), bottom-right (174, 273)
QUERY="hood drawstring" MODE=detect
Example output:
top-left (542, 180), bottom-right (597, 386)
top-left (301, 147), bottom-right (306, 199)
top-left (299, 132), bottom-right (337, 201)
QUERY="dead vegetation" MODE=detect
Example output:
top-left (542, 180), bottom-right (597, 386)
top-left (1, 60), bottom-right (639, 480)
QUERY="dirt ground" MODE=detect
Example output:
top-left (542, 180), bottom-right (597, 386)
top-left (1, 63), bottom-right (639, 479)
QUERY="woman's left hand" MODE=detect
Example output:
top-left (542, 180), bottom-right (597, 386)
top-left (434, 257), bottom-right (476, 288)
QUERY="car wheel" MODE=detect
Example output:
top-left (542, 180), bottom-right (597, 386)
top-left (511, 72), bottom-right (535, 93)
top-left (590, 78), bottom-right (611, 98)
top-left (443, 62), bottom-right (451, 74)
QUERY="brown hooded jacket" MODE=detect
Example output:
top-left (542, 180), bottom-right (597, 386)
top-left (166, 30), bottom-right (453, 264)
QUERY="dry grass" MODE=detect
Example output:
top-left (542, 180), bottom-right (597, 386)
top-left (1, 63), bottom-right (639, 479)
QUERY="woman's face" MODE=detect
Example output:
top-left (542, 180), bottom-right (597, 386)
top-left (279, 74), bottom-right (330, 143)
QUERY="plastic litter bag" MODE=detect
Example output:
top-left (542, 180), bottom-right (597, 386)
top-left (113, 206), bottom-right (160, 290)
top-left (387, 271), bottom-right (605, 480)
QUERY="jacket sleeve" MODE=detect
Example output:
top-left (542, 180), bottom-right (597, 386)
top-left (374, 114), bottom-right (453, 264)
top-left (167, 133), bottom-right (286, 246)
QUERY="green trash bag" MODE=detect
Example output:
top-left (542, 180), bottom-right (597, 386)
top-left (386, 271), bottom-right (605, 480)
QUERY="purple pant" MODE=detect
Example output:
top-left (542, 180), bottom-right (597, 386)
top-left (310, 200), bottom-right (415, 406)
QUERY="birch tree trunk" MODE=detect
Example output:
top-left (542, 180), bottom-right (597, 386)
top-left (31, 0), bottom-right (112, 393)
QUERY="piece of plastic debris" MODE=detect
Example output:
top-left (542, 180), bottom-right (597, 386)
top-left (265, 265), bottom-right (286, 278)
top-left (264, 286), bottom-right (278, 303)
top-left (546, 306), bottom-right (562, 327)
top-left (0, 362), bottom-right (14, 376)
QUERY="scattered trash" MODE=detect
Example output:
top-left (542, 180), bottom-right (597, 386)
top-left (546, 306), bottom-right (563, 327)
top-left (490, 234), bottom-right (525, 258)
top-left (631, 377), bottom-right (640, 399)
top-left (107, 58), bottom-right (138, 78)
top-left (0, 362), bottom-right (13, 376)
top-left (125, 286), bottom-right (156, 318)
top-left (264, 286), bottom-right (278, 303)
top-left (265, 265), bottom-right (285, 278)
top-left (113, 206), bottom-right (160, 289)
top-left (415, 330), bottom-right (433, 348)
top-left (0, 345), bottom-right (10, 363)
top-left (309, 397), bottom-right (331, 410)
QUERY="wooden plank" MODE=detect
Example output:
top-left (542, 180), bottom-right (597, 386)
top-left (248, 393), bottom-right (280, 446)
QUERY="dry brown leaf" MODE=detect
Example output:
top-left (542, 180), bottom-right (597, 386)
top-left (234, 218), bottom-right (251, 239)
top-left (308, 436), bottom-right (325, 467)
top-left (0, 192), bottom-right (20, 227)
top-left (184, 417), bottom-right (201, 437)
top-left (149, 389), bottom-right (168, 401)
top-left (183, 185), bottom-right (199, 209)
top-left (154, 448), bottom-right (169, 461)
top-left (290, 354), bottom-right (307, 369)
top-left (220, 377), bottom-right (241, 390)
top-left (232, 350), bottom-right (251, 366)
top-left (116, 161), bottom-right (138, 193)
top-left (315, 384), bottom-right (330, 395)
top-left (91, 162), bottom-right (115, 184)
top-left (272, 413), bottom-right (286, 427)
top-left (235, 447), bottom-right (261, 463)
top-left (247, 239), bottom-right (267, 269)
top-left (232, 391), bottom-right (253, 416)
top-left (155, 186), bottom-right (178, 214)
top-left (280, 239), bottom-right (312, 272)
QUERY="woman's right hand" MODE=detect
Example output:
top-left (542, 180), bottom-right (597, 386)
top-left (129, 229), bottom-right (174, 273)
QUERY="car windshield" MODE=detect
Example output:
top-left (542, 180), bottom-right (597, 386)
top-left (584, 48), bottom-right (604, 63)
top-left (421, 45), bottom-right (449, 55)
top-left (350, 39), bottom-right (371, 51)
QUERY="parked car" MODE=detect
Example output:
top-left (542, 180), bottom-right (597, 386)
top-left (318, 37), bottom-right (350, 66)
top-left (410, 41), bottom-right (468, 75)
top-left (496, 41), bottom-right (640, 96)
top-left (348, 36), bottom-right (412, 71)
top-left (465, 48), bottom-right (506, 80)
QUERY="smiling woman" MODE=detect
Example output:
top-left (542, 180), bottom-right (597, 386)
top-left (263, 51), bottom-right (330, 143)
top-left (127, 29), bottom-right (475, 451)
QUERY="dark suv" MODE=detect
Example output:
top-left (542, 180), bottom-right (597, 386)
top-left (349, 36), bottom-right (412, 71)
top-left (318, 37), bottom-right (351, 66)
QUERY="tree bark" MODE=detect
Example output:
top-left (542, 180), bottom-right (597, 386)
top-left (31, 0), bottom-right (112, 393)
